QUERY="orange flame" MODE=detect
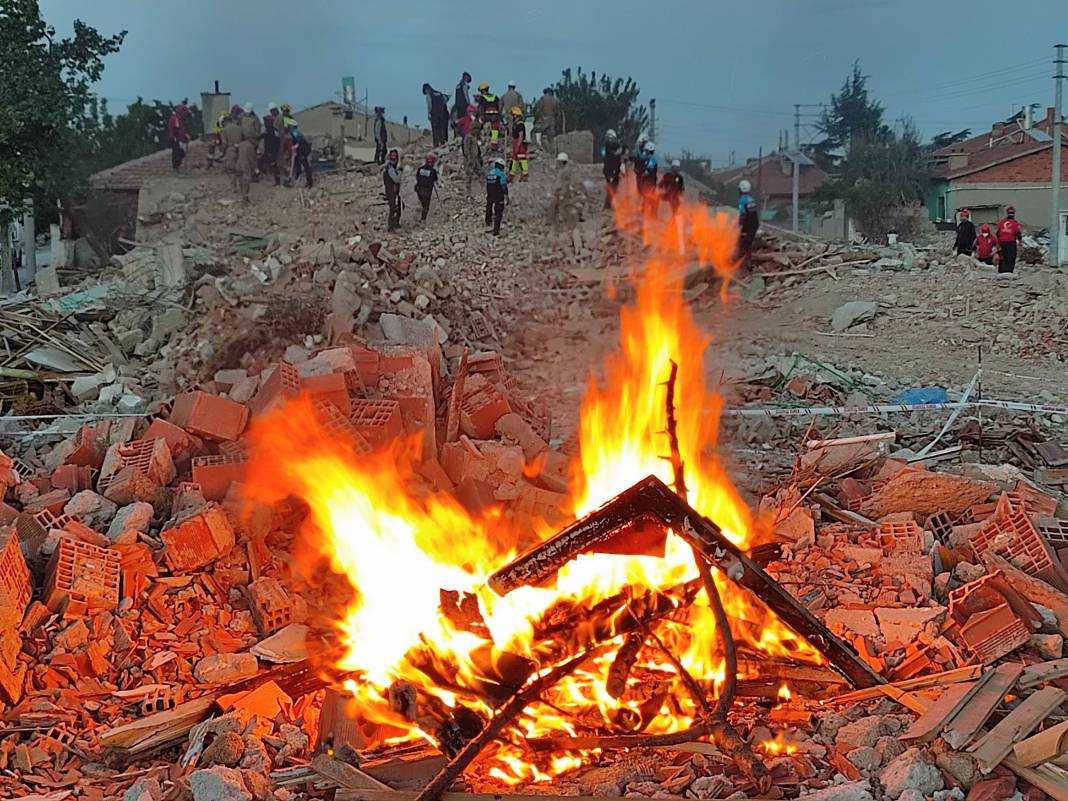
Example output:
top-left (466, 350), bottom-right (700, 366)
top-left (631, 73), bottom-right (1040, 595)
top-left (243, 175), bottom-right (821, 782)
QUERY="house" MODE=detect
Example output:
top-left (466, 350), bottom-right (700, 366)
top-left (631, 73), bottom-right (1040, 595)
top-left (294, 101), bottom-right (425, 155)
top-left (708, 150), bottom-right (830, 228)
top-left (927, 106), bottom-right (1068, 227)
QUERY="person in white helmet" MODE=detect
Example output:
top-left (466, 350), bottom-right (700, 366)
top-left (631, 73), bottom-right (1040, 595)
top-left (737, 178), bottom-right (759, 270)
top-left (549, 152), bottom-right (579, 226)
top-left (659, 159), bottom-right (685, 217)
top-left (601, 129), bottom-right (626, 209)
top-left (631, 133), bottom-right (650, 189)
top-left (639, 141), bottom-right (659, 217)
top-left (501, 80), bottom-right (523, 148)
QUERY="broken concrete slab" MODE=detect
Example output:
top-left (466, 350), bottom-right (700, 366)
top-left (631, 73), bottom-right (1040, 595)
top-left (831, 301), bottom-right (878, 332)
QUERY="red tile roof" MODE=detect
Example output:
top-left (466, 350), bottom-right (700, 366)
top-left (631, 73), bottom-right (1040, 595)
top-left (709, 152), bottom-right (829, 198)
top-left (90, 141), bottom-right (209, 192)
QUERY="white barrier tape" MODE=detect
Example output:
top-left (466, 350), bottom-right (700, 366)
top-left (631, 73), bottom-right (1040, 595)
top-left (723, 399), bottom-right (1068, 418)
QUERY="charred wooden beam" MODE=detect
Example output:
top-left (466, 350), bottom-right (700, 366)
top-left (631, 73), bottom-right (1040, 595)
top-left (489, 475), bottom-right (884, 690)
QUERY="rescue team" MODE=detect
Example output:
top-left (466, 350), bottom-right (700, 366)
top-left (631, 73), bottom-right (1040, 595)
top-left (166, 78), bottom-right (753, 253)
top-left (952, 207), bottom-right (1025, 273)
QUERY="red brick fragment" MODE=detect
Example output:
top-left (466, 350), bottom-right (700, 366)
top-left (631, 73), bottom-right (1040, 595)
top-left (460, 377), bottom-right (510, 440)
top-left (170, 391), bottom-right (249, 442)
top-left (101, 438), bottom-right (176, 486)
top-left (191, 454), bottom-right (249, 502)
top-left (249, 361), bottom-right (300, 417)
top-left (44, 537), bottom-right (120, 614)
top-left (300, 372), bottom-right (351, 416)
top-left (877, 520), bottom-right (924, 554)
top-left (349, 399), bottom-right (403, 447)
top-left (312, 400), bottom-right (372, 455)
top-left (160, 503), bottom-right (235, 572)
top-left (0, 527), bottom-right (31, 632)
top-left (50, 464), bottom-right (93, 494)
top-left (247, 577), bottom-right (292, 635)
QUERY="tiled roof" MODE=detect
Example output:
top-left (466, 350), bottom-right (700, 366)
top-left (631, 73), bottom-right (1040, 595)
top-left (709, 152), bottom-right (829, 197)
top-left (90, 141), bottom-right (209, 192)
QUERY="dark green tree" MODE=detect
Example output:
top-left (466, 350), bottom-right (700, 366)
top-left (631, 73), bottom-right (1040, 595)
top-left (813, 61), bottom-right (886, 168)
top-left (0, 0), bottom-right (125, 223)
top-left (89, 97), bottom-right (204, 174)
top-left (552, 68), bottom-right (649, 159)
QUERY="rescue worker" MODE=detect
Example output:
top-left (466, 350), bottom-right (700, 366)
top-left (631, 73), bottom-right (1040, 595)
top-left (384, 149), bottom-right (403, 231)
top-left (276, 103), bottom-right (295, 186)
top-left (423, 83), bottom-right (451, 146)
top-left (508, 106), bottom-right (529, 182)
top-left (548, 152), bottom-right (579, 227)
top-left (168, 103), bottom-right (189, 172)
top-left (501, 80), bottom-right (523, 146)
top-left (974, 224), bottom-right (999, 266)
top-left (263, 104), bottom-right (281, 183)
top-left (454, 71), bottom-right (473, 130)
top-left (995, 206), bottom-right (1023, 274)
top-left (738, 179), bottom-right (760, 270)
top-left (954, 209), bottom-right (976, 256)
top-left (456, 103), bottom-right (477, 138)
top-left (290, 119), bottom-right (313, 188)
top-left (207, 113), bottom-right (226, 169)
top-left (478, 83), bottom-right (503, 149)
top-left (485, 157), bottom-right (509, 236)
top-left (373, 106), bottom-right (388, 164)
top-left (533, 87), bottom-right (560, 145)
top-left (221, 106), bottom-right (244, 193)
top-left (601, 129), bottom-right (626, 209)
top-left (659, 160), bottom-right (685, 217)
top-left (414, 153), bottom-right (439, 222)
top-left (639, 141), bottom-right (659, 217)
top-left (240, 103), bottom-right (262, 186)
top-left (631, 134), bottom-right (649, 190)
top-left (463, 115), bottom-right (484, 197)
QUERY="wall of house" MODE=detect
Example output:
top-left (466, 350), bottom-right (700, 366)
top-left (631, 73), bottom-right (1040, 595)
top-left (943, 184), bottom-right (1051, 226)
top-left (295, 105), bottom-right (423, 146)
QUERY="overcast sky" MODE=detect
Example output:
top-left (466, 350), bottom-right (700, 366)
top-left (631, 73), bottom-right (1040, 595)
top-left (40, 0), bottom-right (1066, 164)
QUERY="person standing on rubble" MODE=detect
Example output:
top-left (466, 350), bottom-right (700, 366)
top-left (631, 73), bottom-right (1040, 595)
top-left (548, 152), bottom-right (576, 227)
top-left (973, 224), bottom-right (999, 266)
top-left (454, 72), bottom-right (473, 134)
top-left (207, 113), bottom-right (226, 170)
top-left (508, 107), bottom-right (529, 182)
top-left (276, 103), bottom-right (295, 186)
top-left (456, 103), bottom-right (477, 138)
top-left (953, 209), bottom-right (976, 256)
top-left (601, 129), bottom-right (626, 209)
top-left (485, 157), bottom-right (509, 236)
top-left (631, 134), bottom-right (649, 190)
top-left (423, 83), bottom-right (451, 147)
top-left (463, 115), bottom-right (484, 197)
top-left (533, 87), bottom-right (560, 145)
top-left (263, 104), bottom-right (281, 185)
top-left (384, 149), bottom-right (403, 231)
top-left (995, 205), bottom-right (1023, 274)
top-left (168, 103), bottom-right (189, 172)
top-left (501, 81), bottom-right (524, 147)
top-left (639, 142), bottom-right (659, 217)
top-left (290, 120), bottom-right (313, 189)
top-left (478, 83), bottom-right (503, 150)
top-left (414, 153), bottom-right (439, 222)
top-left (221, 106), bottom-right (244, 194)
top-left (240, 103), bottom-right (262, 185)
top-left (659, 160), bottom-right (685, 217)
top-left (737, 179), bottom-right (760, 271)
top-left (373, 106), bottom-right (388, 164)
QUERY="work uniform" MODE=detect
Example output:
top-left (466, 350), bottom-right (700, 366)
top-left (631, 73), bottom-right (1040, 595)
top-left (373, 114), bottom-right (388, 164)
top-left (384, 162), bottom-right (403, 231)
top-left (479, 93), bottom-right (502, 147)
top-left (602, 140), bottom-right (626, 209)
top-left (168, 110), bottom-right (187, 171)
top-left (275, 114), bottom-right (293, 184)
top-left (533, 93), bottom-right (560, 141)
top-left (414, 162), bottom-right (439, 221)
top-left (996, 216), bottom-right (1022, 273)
top-left (631, 148), bottom-right (648, 190)
top-left (501, 88), bottom-right (523, 145)
top-left (426, 89), bottom-right (450, 146)
top-left (221, 118), bottom-right (244, 189)
top-left (485, 164), bottom-right (508, 236)
top-left (290, 125), bottom-right (313, 188)
top-left (640, 154), bottom-right (659, 216)
top-left (509, 118), bottom-right (528, 181)
top-left (659, 171), bottom-right (685, 216)
top-left (262, 113), bottom-right (280, 183)
top-left (239, 113), bottom-right (261, 189)
top-left (463, 126), bottom-right (483, 197)
top-left (954, 218), bottom-right (976, 256)
top-left (453, 78), bottom-right (472, 134)
top-left (738, 192), bottom-right (760, 269)
top-left (974, 232), bottom-right (998, 265)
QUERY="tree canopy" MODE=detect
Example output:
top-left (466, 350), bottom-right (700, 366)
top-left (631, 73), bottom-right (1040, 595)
top-left (813, 61), bottom-right (886, 167)
top-left (0, 0), bottom-right (126, 223)
top-left (552, 68), bottom-right (649, 158)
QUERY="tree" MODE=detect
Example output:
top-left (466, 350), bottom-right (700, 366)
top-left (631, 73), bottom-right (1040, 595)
top-left (813, 61), bottom-right (886, 168)
top-left (0, 0), bottom-right (125, 223)
top-left (552, 68), bottom-right (648, 159)
top-left (88, 97), bottom-right (204, 174)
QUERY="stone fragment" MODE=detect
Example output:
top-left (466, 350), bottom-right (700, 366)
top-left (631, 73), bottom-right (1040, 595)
top-left (881, 747), bottom-right (944, 800)
top-left (1030, 633), bottom-right (1063, 660)
top-left (64, 490), bottom-right (118, 530)
top-left (836, 716), bottom-right (887, 748)
top-left (189, 766), bottom-right (251, 801)
top-left (194, 652), bottom-right (259, 684)
top-left (201, 731), bottom-right (245, 767)
top-left (107, 502), bottom-right (155, 543)
top-left (831, 301), bottom-right (877, 332)
top-left (123, 778), bottom-right (162, 801)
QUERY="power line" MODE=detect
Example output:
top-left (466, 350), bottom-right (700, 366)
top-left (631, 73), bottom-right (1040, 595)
top-left (878, 58), bottom-right (1049, 99)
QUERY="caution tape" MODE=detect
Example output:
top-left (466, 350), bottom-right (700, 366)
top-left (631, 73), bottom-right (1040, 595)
top-left (723, 399), bottom-right (1068, 418)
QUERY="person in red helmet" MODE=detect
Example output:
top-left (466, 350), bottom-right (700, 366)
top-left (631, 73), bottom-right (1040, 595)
top-left (995, 206), bottom-right (1023, 273)
top-left (953, 209), bottom-right (976, 256)
top-left (168, 103), bottom-right (189, 172)
top-left (973, 224), bottom-right (999, 266)
top-left (414, 153), bottom-right (439, 221)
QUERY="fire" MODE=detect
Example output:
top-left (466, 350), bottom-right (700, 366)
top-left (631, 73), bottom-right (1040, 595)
top-left (244, 177), bottom-right (821, 783)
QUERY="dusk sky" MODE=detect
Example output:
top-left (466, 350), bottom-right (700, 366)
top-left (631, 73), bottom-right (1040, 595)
top-left (41, 0), bottom-right (1066, 164)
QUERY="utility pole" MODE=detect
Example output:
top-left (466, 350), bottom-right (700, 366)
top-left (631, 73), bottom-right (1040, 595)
top-left (649, 98), bottom-right (656, 142)
top-left (1051, 44), bottom-right (1066, 267)
top-left (792, 104), bottom-right (801, 232)
top-left (21, 200), bottom-right (35, 282)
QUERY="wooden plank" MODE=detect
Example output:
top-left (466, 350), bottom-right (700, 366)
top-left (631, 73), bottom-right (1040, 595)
top-left (877, 685), bottom-right (930, 714)
top-left (943, 663), bottom-right (1025, 749)
top-left (311, 754), bottom-right (393, 791)
top-left (969, 687), bottom-right (1067, 772)
top-left (984, 554), bottom-right (1068, 639)
top-left (902, 681), bottom-right (979, 743)
top-left (96, 696), bottom-right (215, 753)
top-left (1021, 659), bottom-right (1068, 690)
top-left (1015, 720), bottom-right (1068, 768)
top-left (336, 793), bottom-right (789, 801)
top-left (1002, 756), bottom-right (1068, 801)
top-left (831, 665), bottom-right (982, 705)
